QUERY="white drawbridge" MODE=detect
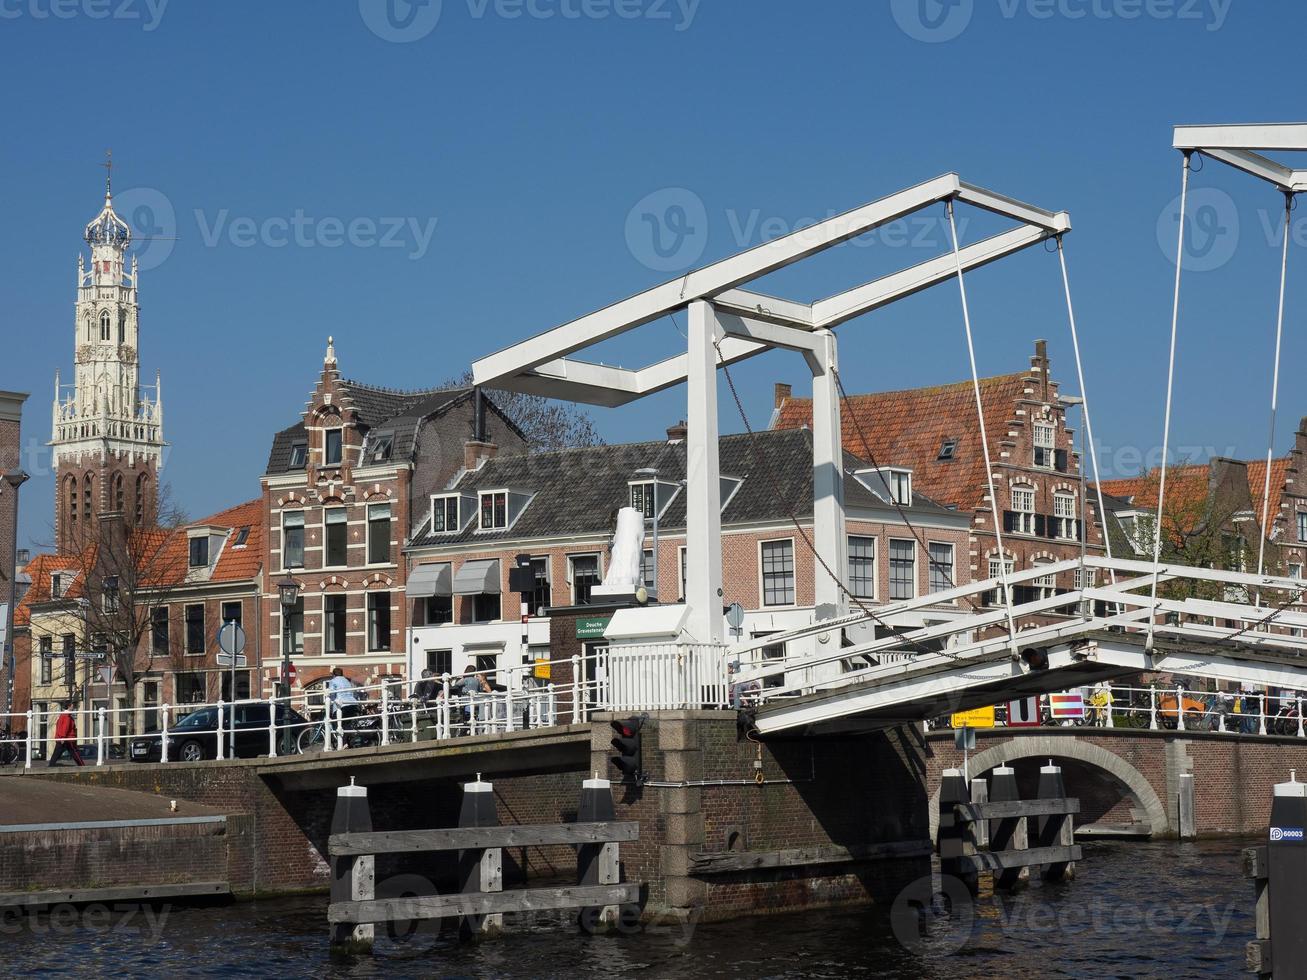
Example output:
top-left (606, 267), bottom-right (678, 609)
top-left (473, 122), bottom-right (1307, 737)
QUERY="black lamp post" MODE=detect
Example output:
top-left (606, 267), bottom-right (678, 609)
top-left (277, 575), bottom-right (300, 755)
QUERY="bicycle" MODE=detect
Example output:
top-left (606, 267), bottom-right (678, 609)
top-left (0, 728), bottom-right (28, 767)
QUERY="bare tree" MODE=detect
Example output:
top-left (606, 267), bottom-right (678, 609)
top-left (63, 485), bottom-right (190, 734)
top-left (448, 370), bottom-right (604, 451)
top-left (1118, 462), bottom-right (1285, 606)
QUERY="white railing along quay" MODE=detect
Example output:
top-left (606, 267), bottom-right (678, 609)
top-left (0, 643), bottom-right (732, 769)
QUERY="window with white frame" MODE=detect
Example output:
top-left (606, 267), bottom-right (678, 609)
top-left (678, 547), bottom-right (687, 600)
top-left (1299, 511), bottom-right (1307, 543)
top-left (1033, 560), bottom-right (1056, 600)
top-left (641, 548), bottom-right (655, 590)
top-left (761, 540), bottom-right (796, 607)
top-left (887, 469), bottom-right (912, 506)
top-left (432, 495), bottom-right (461, 534)
top-left (324, 507), bottom-right (348, 567)
top-left (367, 502), bottom-right (391, 564)
top-left (1074, 565), bottom-right (1096, 591)
top-left (928, 542), bottom-right (954, 593)
top-left (988, 555), bottom-right (1014, 606)
top-left (1290, 562), bottom-right (1304, 581)
top-left (569, 554), bottom-right (601, 605)
top-left (324, 428), bottom-right (343, 466)
top-left (480, 491), bottom-right (508, 530)
top-left (889, 539), bottom-right (916, 600)
top-left (1011, 485), bottom-right (1036, 534)
top-left (367, 591), bottom-right (391, 651)
top-left (1034, 422), bottom-right (1056, 468)
top-left (282, 511), bottom-right (305, 569)
top-left (1054, 491), bottom-right (1077, 539)
top-left (848, 536), bottom-right (875, 599)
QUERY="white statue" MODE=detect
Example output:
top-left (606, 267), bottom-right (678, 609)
top-left (603, 506), bottom-right (647, 589)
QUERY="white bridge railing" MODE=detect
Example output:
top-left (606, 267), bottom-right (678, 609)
top-left (735, 555), bottom-right (1307, 706)
top-left (0, 643), bottom-right (732, 770)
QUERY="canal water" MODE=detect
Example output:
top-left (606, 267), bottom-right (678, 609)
top-left (6, 839), bottom-right (1253, 978)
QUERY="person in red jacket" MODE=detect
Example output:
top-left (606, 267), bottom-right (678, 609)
top-left (48, 702), bottom-right (84, 767)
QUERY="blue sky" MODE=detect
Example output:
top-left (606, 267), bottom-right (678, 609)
top-left (2, 0), bottom-right (1300, 553)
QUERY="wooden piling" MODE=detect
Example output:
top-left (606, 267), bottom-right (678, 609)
top-left (458, 774), bottom-right (503, 939)
top-left (329, 778), bottom-right (375, 956)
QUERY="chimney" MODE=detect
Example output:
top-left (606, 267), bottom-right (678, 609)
top-left (1032, 339), bottom-right (1049, 400)
top-left (667, 420), bottom-right (687, 443)
top-left (774, 382), bottom-right (792, 410)
top-left (464, 440), bottom-right (497, 473)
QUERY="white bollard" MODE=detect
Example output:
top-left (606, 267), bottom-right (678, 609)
top-left (161, 703), bottom-right (170, 763)
top-left (381, 687), bottom-right (390, 746)
top-left (96, 706), bottom-right (107, 766)
top-left (1176, 685), bottom-right (1186, 732)
top-left (1149, 686), bottom-right (1159, 730)
top-left (1260, 692), bottom-right (1269, 736)
top-left (24, 710), bottom-right (33, 770)
top-left (1298, 698), bottom-right (1304, 739)
top-left (216, 701), bottom-right (226, 761)
top-left (268, 696), bottom-right (278, 758)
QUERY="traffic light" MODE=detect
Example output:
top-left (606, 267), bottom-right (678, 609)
top-left (1020, 647), bottom-right (1049, 671)
top-left (609, 716), bottom-right (645, 783)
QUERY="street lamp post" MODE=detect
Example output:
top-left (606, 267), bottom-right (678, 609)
top-left (3, 468), bottom-right (29, 717)
top-left (635, 467), bottom-right (659, 600)
top-left (277, 575), bottom-right (300, 756)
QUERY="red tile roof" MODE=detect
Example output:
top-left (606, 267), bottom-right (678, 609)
top-left (14, 550), bottom-right (95, 627)
top-left (142, 498), bottom-right (265, 588)
top-left (772, 372), bottom-right (1032, 509)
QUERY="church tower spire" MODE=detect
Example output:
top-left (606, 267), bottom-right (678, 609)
top-left (51, 157), bottom-right (165, 553)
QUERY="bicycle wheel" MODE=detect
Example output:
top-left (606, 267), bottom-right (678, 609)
top-left (297, 724), bottom-right (326, 754)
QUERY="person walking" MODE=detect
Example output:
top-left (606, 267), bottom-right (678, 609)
top-left (48, 702), bottom-right (84, 767)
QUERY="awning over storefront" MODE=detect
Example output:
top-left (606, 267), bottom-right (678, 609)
top-left (453, 559), bottom-right (501, 595)
top-left (407, 562), bottom-right (452, 598)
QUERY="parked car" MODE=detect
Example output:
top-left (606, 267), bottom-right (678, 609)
top-left (129, 702), bottom-right (309, 762)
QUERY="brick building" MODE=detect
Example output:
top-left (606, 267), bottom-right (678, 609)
top-left (402, 425), bottom-right (972, 684)
top-left (1099, 416), bottom-right (1307, 583)
top-left (258, 340), bottom-right (528, 700)
top-left (771, 339), bottom-right (1109, 603)
top-left (1, 389), bottom-right (28, 716)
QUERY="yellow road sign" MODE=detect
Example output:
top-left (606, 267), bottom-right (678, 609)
top-left (950, 706), bottom-right (996, 729)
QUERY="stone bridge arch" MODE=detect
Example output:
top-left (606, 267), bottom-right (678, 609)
top-left (929, 735), bottom-right (1169, 840)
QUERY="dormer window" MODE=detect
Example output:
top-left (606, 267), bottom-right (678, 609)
top-left (232, 527), bottom-right (250, 547)
top-left (324, 429), bottom-right (343, 466)
top-left (432, 495), bottom-right (464, 534)
top-left (857, 467), bottom-right (912, 507)
top-left (189, 536), bottom-right (210, 568)
top-left (288, 441), bottom-right (307, 469)
top-left (366, 431), bottom-right (394, 465)
top-left (51, 573), bottom-right (63, 598)
top-left (719, 476), bottom-right (743, 511)
top-left (480, 491), bottom-right (508, 530)
top-left (938, 438), bottom-right (958, 461)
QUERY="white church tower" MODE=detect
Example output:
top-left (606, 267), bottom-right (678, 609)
top-left (51, 158), bottom-right (165, 553)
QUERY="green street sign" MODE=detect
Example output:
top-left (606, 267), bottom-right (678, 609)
top-left (575, 616), bottom-right (612, 640)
